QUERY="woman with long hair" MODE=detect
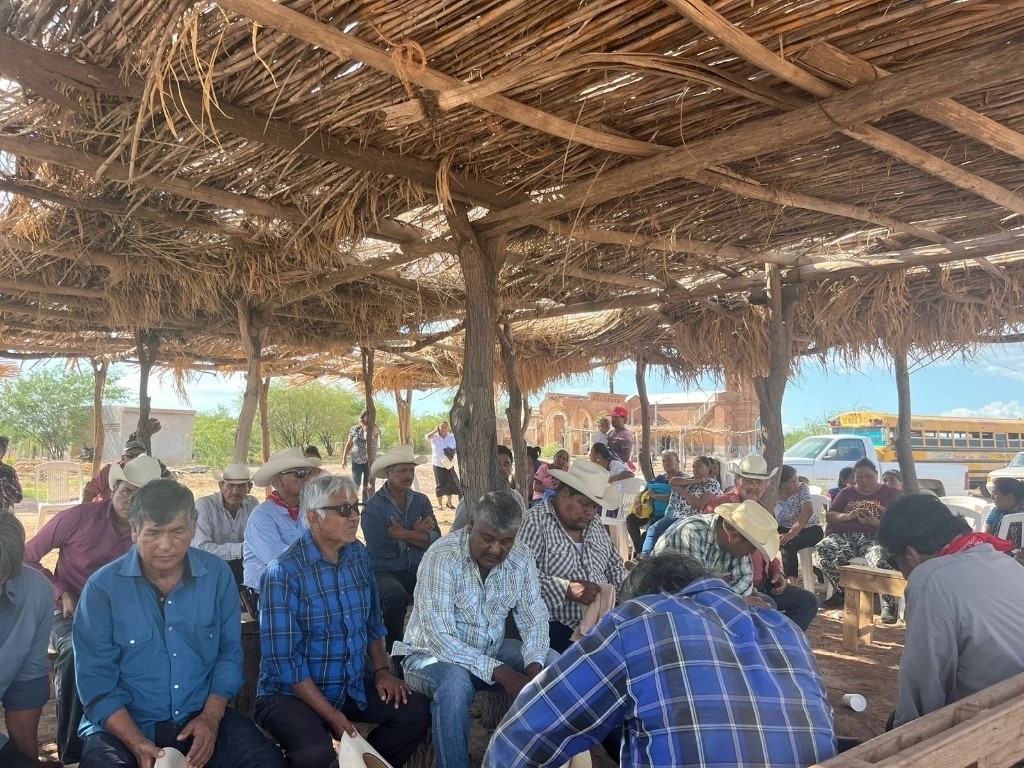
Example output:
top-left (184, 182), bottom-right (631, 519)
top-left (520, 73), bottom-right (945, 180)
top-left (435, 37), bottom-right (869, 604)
top-left (775, 465), bottom-right (824, 584)
top-left (985, 477), bottom-right (1024, 547)
top-left (588, 442), bottom-right (634, 483)
top-left (639, 456), bottom-right (722, 556)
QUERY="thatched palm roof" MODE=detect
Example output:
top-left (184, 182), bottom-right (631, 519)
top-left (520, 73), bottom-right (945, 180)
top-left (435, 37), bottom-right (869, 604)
top-left (2, 0), bottom-right (1024, 389)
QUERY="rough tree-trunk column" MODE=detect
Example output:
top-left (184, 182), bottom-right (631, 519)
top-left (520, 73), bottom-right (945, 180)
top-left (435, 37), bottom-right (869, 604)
top-left (90, 359), bottom-right (108, 477)
top-left (446, 202), bottom-right (507, 516)
top-left (259, 376), bottom-right (271, 462)
top-left (234, 305), bottom-right (268, 462)
top-left (635, 355), bottom-right (654, 482)
top-left (135, 331), bottom-right (161, 454)
top-left (892, 346), bottom-right (920, 492)
top-left (361, 347), bottom-right (378, 496)
top-left (395, 389), bottom-right (412, 446)
top-left (499, 323), bottom-right (532, 497)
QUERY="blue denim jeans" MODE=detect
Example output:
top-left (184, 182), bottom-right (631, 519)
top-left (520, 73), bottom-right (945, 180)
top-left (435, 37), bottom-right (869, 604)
top-left (402, 639), bottom-right (559, 768)
top-left (641, 515), bottom-right (679, 555)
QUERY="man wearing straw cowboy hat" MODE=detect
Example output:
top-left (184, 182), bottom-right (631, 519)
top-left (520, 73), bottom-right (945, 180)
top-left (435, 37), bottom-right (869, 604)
top-left (24, 454), bottom-right (163, 764)
top-left (242, 448), bottom-right (321, 595)
top-left (518, 460), bottom-right (626, 652)
top-left (362, 444), bottom-right (438, 650)
top-left (193, 464), bottom-right (258, 587)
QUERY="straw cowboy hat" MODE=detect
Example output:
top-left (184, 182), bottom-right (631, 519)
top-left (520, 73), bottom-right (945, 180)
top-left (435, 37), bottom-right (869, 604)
top-left (252, 447), bottom-right (322, 487)
top-left (211, 463), bottom-right (252, 484)
top-left (729, 454), bottom-right (779, 481)
top-left (108, 454), bottom-right (163, 489)
top-left (548, 460), bottom-right (621, 510)
top-left (714, 499), bottom-right (781, 561)
top-left (371, 444), bottom-right (427, 479)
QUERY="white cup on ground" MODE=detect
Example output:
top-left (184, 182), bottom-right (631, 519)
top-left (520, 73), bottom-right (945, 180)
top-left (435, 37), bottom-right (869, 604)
top-left (843, 693), bottom-right (867, 712)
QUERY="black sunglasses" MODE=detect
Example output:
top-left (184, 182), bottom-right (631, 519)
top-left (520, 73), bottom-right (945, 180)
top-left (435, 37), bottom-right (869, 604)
top-left (319, 502), bottom-right (362, 518)
top-left (280, 468), bottom-right (317, 480)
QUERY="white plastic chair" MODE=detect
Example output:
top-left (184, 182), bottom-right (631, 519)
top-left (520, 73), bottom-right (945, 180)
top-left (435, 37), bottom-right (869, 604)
top-left (796, 495), bottom-right (831, 590)
top-left (998, 512), bottom-right (1024, 542)
top-left (940, 496), bottom-right (993, 515)
top-left (34, 461), bottom-right (83, 531)
top-left (601, 477), bottom-right (644, 561)
top-left (807, 485), bottom-right (823, 496)
top-left (944, 504), bottom-right (986, 532)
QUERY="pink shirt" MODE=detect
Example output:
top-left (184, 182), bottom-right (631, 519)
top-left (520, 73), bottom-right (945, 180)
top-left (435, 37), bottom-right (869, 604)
top-left (23, 499), bottom-right (133, 609)
top-left (533, 463), bottom-right (558, 501)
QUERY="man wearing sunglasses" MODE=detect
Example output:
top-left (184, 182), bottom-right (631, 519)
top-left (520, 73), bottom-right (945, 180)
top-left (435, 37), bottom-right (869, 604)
top-left (255, 475), bottom-right (430, 768)
top-left (242, 448), bottom-right (322, 596)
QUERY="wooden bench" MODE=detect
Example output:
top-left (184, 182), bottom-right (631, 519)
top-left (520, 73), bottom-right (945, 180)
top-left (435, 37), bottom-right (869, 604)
top-left (812, 671), bottom-right (1024, 767)
top-left (839, 565), bottom-right (906, 652)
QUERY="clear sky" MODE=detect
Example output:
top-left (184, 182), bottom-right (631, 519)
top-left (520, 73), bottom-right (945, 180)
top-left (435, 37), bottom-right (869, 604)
top-left (28, 339), bottom-right (1020, 431)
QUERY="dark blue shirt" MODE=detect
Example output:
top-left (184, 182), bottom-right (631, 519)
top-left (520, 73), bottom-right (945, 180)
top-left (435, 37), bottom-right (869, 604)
top-left (0, 565), bottom-right (52, 750)
top-left (361, 484), bottom-right (438, 573)
top-left (257, 531), bottom-right (386, 709)
top-left (73, 547), bottom-right (242, 740)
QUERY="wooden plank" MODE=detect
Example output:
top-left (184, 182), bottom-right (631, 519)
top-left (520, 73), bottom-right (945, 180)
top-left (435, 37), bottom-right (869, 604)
top-left (842, 583), bottom-right (874, 651)
top-left (839, 565), bottom-right (907, 598)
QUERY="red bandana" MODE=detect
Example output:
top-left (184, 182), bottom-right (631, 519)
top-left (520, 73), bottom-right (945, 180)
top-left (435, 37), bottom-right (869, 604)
top-left (269, 490), bottom-right (300, 521)
top-left (938, 532), bottom-right (1014, 557)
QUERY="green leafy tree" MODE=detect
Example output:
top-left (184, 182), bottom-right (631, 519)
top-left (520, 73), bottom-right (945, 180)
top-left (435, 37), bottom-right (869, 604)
top-left (191, 405), bottom-right (241, 466)
top-left (267, 382), bottom-right (364, 455)
top-left (784, 411), bottom-right (835, 449)
top-left (410, 411), bottom-right (451, 455)
top-left (0, 368), bottom-right (128, 458)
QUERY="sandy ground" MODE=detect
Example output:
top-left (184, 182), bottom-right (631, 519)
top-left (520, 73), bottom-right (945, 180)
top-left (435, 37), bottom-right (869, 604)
top-left (8, 458), bottom-right (901, 765)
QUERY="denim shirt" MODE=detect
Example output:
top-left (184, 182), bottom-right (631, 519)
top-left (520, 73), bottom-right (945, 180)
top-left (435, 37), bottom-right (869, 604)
top-left (73, 547), bottom-right (242, 740)
top-left (361, 484), bottom-right (439, 573)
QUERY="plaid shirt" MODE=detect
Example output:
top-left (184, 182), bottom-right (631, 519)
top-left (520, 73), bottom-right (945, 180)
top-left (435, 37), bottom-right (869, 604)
top-left (653, 515), bottom-right (754, 596)
top-left (0, 462), bottom-right (22, 511)
top-left (484, 577), bottom-right (836, 768)
top-left (257, 531), bottom-right (386, 710)
top-left (394, 529), bottom-right (550, 683)
top-left (518, 500), bottom-right (625, 627)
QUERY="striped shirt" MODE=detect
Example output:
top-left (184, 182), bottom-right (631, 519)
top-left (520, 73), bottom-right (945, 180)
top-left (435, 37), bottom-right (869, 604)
top-left (257, 531), bottom-right (385, 709)
top-left (394, 529), bottom-right (550, 683)
top-left (654, 515), bottom-right (754, 596)
top-left (484, 577), bottom-right (836, 768)
top-left (517, 499), bottom-right (625, 627)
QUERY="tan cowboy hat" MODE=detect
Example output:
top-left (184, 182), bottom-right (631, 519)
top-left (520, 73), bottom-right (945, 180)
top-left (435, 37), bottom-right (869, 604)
top-left (211, 463), bottom-right (252, 483)
top-left (714, 500), bottom-right (781, 561)
top-left (729, 454), bottom-right (779, 481)
top-left (108, 455), bottom-right (163, 489)
top-left (252, 447), bottom-right (322, 487)
top-left (337, 731), bottom-right (394, 768)
top-left (370, 444), bottom-right (427, 479)
top-left (548, 460), bottom-right (621, 510)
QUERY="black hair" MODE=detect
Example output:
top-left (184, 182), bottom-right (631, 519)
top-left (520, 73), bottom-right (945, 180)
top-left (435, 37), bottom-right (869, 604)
top-left (0, 436), bottom-right (9, 453)
top-left (620, 552), bottom-right (708, 600)
top-left (877, 493), bottom-right (972, 556)
top-left (526, 446), bottom-right (541, 461)
top-left (882, 469), bottom-right (902, 482)
top-left (779, 464), bottom-right (798, 484)
top-left (590, 442), bottom-right (614, 462)
top-left (853, 458), bottom-right (877, 474)
top-left (838, 466), bottom-right (855, 485)
top-left (497, 445), bottom-right (513, 460)
top-left (0, 513), bottom-right (25, 582)
top-left (992, 477), bottom-right (1024, 501)
top-left (129, 479), bottom-right (197, 531)
top-left (304, 445), bottom-right (322, 459)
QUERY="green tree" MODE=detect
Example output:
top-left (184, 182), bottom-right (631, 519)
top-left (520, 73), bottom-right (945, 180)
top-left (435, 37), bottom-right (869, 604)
top-left (267, 382), bottom-right (364, 455)
top-left (784, 411), bottom-right (834, 449)
top-left (0, 368), bottom-right (128, 458)
top-left (191, 405), bottom-right (240, 466)
top-left (410, 411), bottom-right (451, 455)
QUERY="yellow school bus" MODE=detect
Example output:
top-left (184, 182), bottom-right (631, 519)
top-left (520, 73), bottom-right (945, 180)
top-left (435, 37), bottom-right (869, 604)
top-left (828, 411), bottom-right (1024, 490)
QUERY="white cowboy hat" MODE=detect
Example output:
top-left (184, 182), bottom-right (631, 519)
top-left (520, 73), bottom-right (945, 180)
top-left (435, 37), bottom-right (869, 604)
top-left (252, 447), bottom-right (322, 487)
top-left (548, 460), bottom-right (621, 510)
top-left (729, 454), bottom-right (779, 481)
top-left (211, 463), bottom-right (252, 483)
top-left (108, 454), bottom-right (163, 490)
top-left (337, 731), bottom-right (394, 768)
top-left (370, 444), bottom-right (427, 479)
top-left (714, 499), bottom-right (781, 561)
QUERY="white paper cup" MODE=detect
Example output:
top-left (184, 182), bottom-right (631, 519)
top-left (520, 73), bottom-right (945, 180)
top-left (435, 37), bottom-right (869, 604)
top-left (843, 693), bottom-right (867, 712)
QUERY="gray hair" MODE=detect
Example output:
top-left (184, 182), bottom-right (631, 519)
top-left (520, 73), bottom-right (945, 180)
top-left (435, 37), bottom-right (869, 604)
top-left (661, 450), bottom-right (679, 461)
top-left (0, 513), bottom-right (26, 583)
top-left (300, 474), bottom-right (359, 529)
top-left (473, 491), bottom-right (522, 533)
top-left (129, 479), bottom-right (197, 531)
top-left (620, 552), bottom-right (708, 601)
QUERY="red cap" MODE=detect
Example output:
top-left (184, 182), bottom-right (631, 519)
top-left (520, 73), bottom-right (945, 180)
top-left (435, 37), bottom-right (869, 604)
top-left (611, 406), bottom-right (629, 419)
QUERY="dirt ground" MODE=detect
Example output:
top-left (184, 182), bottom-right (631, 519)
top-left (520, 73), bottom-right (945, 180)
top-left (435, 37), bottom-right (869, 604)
top-left (8, 458), bottom-right (902, 765)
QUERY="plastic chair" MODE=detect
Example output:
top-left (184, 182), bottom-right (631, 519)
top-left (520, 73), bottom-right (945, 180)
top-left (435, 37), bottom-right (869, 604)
top-left (939, 496), bottom-right (993, 515)
top-left (998, 512), bottom-right (1024, 542)
top-left (797, 495), bottom-right (830, 590)
top-left (34, 461), bottom-right (83, 531)
top-left (601, 477), bottom-right (644, 561)
top-left (944, 504), bottom-right (986, 532)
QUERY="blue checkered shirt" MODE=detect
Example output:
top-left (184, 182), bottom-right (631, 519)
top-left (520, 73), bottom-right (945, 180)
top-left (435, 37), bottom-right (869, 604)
top-left (257, 531), bottom-right (386, 709)
top-left (484, 577), bottom-right (836, 768)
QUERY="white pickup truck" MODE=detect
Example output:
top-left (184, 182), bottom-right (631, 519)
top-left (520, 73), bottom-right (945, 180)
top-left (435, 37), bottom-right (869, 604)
top-left (783, 434), bottom-right (969, 497)
top-left (987, 452), bottom-right (1024, 492)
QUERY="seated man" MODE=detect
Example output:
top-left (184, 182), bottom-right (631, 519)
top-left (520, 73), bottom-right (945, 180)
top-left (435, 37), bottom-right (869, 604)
top-left (24, 454), bottom-right (163, 764)
top-left (394, 491), bottom-right (558, 768)
top-left (484, 552), bottom-right (836, 768)
top-left (242, 447), bottom-right (321, 595)
top-left (518, 461), bottom-right (626, 652)
top-left (878, 493), bottom-right (1024, 727)
top-left (450, 444), bottom-right (525, 533)
top-left (193, 463), bottom-right (259, 586)
top-left (255, 475), bottom-right (430, 768)
top-left (0, 515), bottom-right (54, 768)
top-left (361, 445), bottom-right (438, 650)
top-left (72, 479), bottom-right (285, 768)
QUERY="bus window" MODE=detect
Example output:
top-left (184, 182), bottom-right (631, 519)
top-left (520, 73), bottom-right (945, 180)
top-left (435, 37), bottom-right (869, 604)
top-left (997, 433), bottom-right (1009, 449)
top-left (982, 432), bottom-right (995, 449)
top-left (954, 432), bottom-right (967, 448)
top-left (939, 431), bottom-right (953, 448)
top-left (924, 430), bottom-right (938, 447)
top-left (1010, 434), bottom-right (1022, 450)
top-left (909, 430), bottom-right (923, 447)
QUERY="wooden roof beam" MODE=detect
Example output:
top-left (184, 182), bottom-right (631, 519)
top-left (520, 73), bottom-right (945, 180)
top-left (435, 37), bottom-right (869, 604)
top-left (478, 38), bottom-right (1024, 233)
top-left (0, 278), bottom-right (105, 300)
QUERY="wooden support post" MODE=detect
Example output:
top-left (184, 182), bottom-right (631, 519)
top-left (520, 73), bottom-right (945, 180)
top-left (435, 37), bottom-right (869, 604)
top-left (839, 565), bottom-right (907, 651)
top-left (361, 348), bottom-right (377, 498)
top-left (635, 355), bottom-right (654, 482)
top-left (498, 323), bottom-right (532, 497)
top-left (134, 331), bottom-right (160, 454)
top-left (90, 359), bottom-right (108, 477)
top-left (258, 377), bottom-right (271, 463)
top-left (235, 305), bottom-right (268, 462)
top-left (395, 389), bottom-right (412, 446)
top-left (892, 347), bottom-right (921, 493)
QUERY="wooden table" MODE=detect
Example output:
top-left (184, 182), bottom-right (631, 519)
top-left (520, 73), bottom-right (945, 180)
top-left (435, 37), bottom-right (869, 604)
top-left (839, 564), bottom-right (906, 651)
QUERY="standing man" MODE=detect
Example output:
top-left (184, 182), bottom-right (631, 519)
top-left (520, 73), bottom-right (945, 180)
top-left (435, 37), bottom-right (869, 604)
top-left (394, 492), bottom-right (558, 768)
top-left (607, 406), bottom-right (634, 464)
top-left (82, 439), bottom-right (147, 503)
top-left (193, 464), bottom-right (259, 587)
top-left (426, 421), bottom-right (460, 509)
top-left (878, 494), bottom-right (1024, 727)
top-left (518, 461), bottom-right (626, 652)
top-left (0, 514), bottom-right (54, 768)
top-left (242, 448), bottom-right (321, 595)
top-left (255, 475), bottom-right (430, 768)
top-left (341, 410), bottom-right (381, 501)
top-left (72, 479), bottom-right (285, 768)
top-left (362, 445), bottom-right (437, 650)
top-left (24, 454), bottom-right (163, 764)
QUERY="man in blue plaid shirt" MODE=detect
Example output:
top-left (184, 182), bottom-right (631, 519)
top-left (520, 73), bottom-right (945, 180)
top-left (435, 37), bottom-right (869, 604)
top-left (254, 475), bottom-right (430, 768)
top-left (484, 552), bottom-right (836, 768)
